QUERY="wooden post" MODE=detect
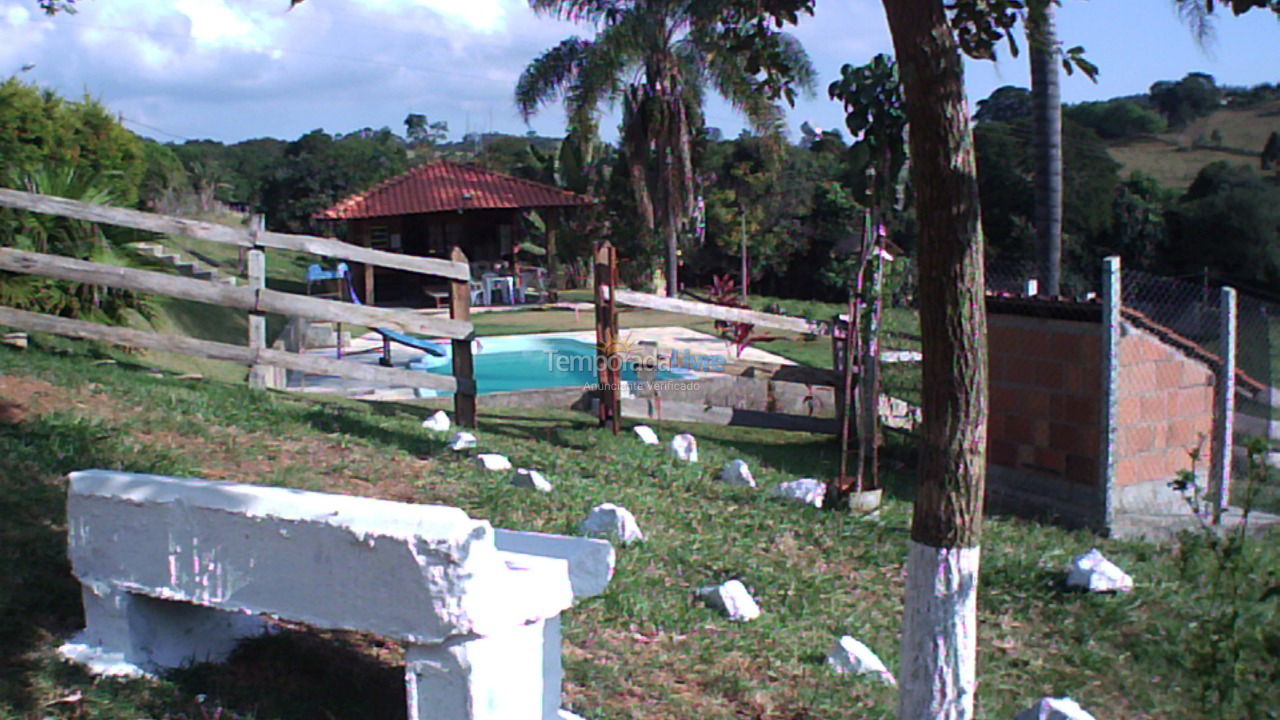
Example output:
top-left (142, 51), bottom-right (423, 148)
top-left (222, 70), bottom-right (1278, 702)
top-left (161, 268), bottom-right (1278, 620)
top-left (546, 207), bottom-right (560, 295)
top-left (594, 241), bottom-right (620, 433)
top-left (450, 246), bottom-right (477, 428)
top-left (859, 228), bottom-right (885, 492)
top-left (247, 214), bottom-right (268, 389)
top-left (1210, 286), bottom-right (1237, 523)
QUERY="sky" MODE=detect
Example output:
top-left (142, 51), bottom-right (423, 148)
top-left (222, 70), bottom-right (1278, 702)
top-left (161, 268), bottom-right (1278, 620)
top-left (0, 0), bottom-right (1277, 145)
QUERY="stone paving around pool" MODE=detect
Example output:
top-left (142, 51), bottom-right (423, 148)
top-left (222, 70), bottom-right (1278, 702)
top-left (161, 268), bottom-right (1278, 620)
top-left (285, 324), bottom-right (796, 400)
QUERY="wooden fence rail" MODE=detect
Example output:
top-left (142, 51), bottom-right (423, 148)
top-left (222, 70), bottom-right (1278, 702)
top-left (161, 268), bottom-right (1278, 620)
top-left (0, 188), bottom-right (478, 424)
top-left (0, 306), bottom-right (470, 394)
top-left (605, 287), bottom-right (829, 336)
top-left (0, 188), bottom-right (470, 281)
top-left (0, 248), bottom-right (474, 340)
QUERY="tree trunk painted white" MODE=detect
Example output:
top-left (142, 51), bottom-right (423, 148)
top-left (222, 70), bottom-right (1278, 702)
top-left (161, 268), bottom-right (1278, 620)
top-left (897, 541), bottom-right (980, 720)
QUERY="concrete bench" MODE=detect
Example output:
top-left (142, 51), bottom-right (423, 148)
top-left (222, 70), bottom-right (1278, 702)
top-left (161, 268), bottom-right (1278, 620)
top-left (59, 470), bottom-right (614, 720)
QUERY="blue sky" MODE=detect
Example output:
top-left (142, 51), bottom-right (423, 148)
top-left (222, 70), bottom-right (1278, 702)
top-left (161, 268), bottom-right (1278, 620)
top-left (0, 0), bottom-right (1275, 145)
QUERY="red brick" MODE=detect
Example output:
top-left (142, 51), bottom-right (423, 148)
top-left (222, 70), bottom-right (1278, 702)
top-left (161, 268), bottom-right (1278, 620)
top-left (988, 439), bottom-right (1017, 467)
top-left (1156, 362), bottom-right (1182, 390)
top-left (1024, 389), bottom-right (1051, 417)
top-left (1119, 337), bottom-right (1145, 366)
top-left (987, 353), bottom-right (1007, 382)
top-left (1006, 357), bottom-right (1037, 386)
top-left (1182, 361), bottom-right (1213, 387)
top-left (1016, 444), bottom-right (1035, 467)
top-left (1118, 396), bottom-right (1142, 426)
top-left (1033, 419), bottom-right (1051, 446)
top-left (1116, 457), bottom-right (1140, 487)
top-left (1139, 394), bottom-right (1168, 419)
top-left (1176, 387), bottom-right (1211, 417)
top-left (1120, 425), bottom-right (1157, 455)
top-left (1065, 454), bottom-right (1099, 486)
top-left (1144, 339), bottom-right (1174, 363)
top-left (1005, 416), bottom-right (1036, 445)
top-left (1078, 333), bottom-right (1103, 367)
top-left (1033, 447), bottom-right (1067, 474)
top-left (1064, 365), bottom-right (1093, 394)
top-left (1035, 359), bottom-right (1066, 388)
top-left (1050, 422), bottom-right (1085, 455)
top-left (1049, 331), bottom-right (1084, 363)
top-left (990, 385), bottom-right (1019, 414)
top-left (1066, 396), bottom-right (1100, 425)
top-left (988, 326), bottom-right (1018, 357)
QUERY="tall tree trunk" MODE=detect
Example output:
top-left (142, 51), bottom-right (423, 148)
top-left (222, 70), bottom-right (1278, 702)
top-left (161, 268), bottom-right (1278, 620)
top-left (1029, 0), bottom-right (1063, 296)
top-left (881, 1), bottom-right (989, 718)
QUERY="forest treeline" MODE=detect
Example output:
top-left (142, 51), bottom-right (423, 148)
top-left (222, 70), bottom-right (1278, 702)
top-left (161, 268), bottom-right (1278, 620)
top-left (2, 72), bottom-right (1278, 301)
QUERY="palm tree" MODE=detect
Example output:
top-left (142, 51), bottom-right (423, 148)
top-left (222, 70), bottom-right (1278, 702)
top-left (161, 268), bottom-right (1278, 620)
top-left (515, 0), bottom-right (814, 296)
top-left (1027, 0), bottom-right (1062, 296)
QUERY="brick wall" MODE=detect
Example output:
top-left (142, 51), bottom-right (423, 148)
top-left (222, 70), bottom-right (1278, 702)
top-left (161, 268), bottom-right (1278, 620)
top-left (1114, 322), bottom-right (1215, 489)
top-left (987, 314), bottom-right (1104, 487)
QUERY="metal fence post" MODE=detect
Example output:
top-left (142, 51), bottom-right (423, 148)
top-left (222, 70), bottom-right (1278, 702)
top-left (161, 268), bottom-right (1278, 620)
top-left (1211, 286), bottom-right (1237, 523)
top-left (1098, 255), bottom-right (1121, 534)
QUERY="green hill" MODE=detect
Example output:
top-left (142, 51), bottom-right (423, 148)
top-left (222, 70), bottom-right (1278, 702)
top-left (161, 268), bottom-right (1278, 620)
top-left (1107, 98), bottom-right (1280, 191)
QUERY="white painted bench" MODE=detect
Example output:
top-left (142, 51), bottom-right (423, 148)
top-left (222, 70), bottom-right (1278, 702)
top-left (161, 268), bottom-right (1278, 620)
top-left (59, 470), bottom-right (614, 720)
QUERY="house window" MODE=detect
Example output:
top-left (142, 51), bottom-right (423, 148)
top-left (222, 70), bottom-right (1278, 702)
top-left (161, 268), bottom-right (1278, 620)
top-left (369, 225), bottom-right (390, 249)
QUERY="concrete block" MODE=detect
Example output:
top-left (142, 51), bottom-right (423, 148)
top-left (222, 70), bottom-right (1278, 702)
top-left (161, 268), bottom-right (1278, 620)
top-left (697, 580), bottom-right (760, 622)
top-left (668, 433), bottom-right (698, 462)
top-left (422, 410), bottom-right (451, 432)
top-left (1013, 697), bottom-right (1097, 720)
top-left (720, 460), bottom-right (756, 488)
top-left (580, 503), bottom-right (644, 544)
top-left (59, 470), bottom-right (589, 720)
top-left (633, 425), bottom-right (659, 445)
top-left (772, 479), bottom-right (826, 508)
top-left (494, 530), bottom-right (615, 600)
top-left (826, 635), bottom-right (896, 685)
top-left (475, 454), bottom-right (513, 471)
top-left (1066, 549), bottom-right (1133, 593)
top-left (512, 468), bottom-right (553, 492)
top-left (450, 431), bottom-right (478, 451)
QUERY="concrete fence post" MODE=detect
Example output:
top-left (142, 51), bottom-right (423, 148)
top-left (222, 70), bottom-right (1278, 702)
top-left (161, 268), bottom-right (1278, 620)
top-left (1098, 256), bottom-right (1122, 534)
top-left (1210, 286), bottom-right (1237, 522)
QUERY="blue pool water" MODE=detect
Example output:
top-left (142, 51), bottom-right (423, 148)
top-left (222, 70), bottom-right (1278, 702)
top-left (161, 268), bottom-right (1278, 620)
top-left (407, 335), bottom-right (694, 395)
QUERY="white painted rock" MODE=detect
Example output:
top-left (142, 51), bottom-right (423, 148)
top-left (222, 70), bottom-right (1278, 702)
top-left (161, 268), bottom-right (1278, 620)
top-left (697, 579), bottom-right (760, 622)
top-left (580, 503), bottom-right (644, 544)
top-left (772, 478), bottom-right (826, 508)
top-left (557, 711), bottom-right (586, 720)
top-left (511, 468), bottom-right (553, 492)
top-left (474, 453), bottom-right (513, 472)
top-left (1066, 548), bottom-right (1133, 593)
top-left (669, 433), bottom-right (698, 462)
top-left (448, 431), bottom-right (477, 451)
top-left (721, 459), bottom-right (756, 488)
top-left (1013, 697), bottom-right (1097, 720)
top-left (633, 425), bottom-right (660, 445)
top-left (826, 635), bottom-right (896, 685)
top-left (421, 410), bottom-right (451, 432)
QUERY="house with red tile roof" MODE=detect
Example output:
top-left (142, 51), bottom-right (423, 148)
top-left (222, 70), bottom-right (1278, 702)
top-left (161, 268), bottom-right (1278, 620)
top-left (315, 161), bottom-right (594, 305)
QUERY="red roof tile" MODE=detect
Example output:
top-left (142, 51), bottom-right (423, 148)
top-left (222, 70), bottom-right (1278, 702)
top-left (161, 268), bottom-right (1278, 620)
top-left (314, 161), bottom-right (595, 220)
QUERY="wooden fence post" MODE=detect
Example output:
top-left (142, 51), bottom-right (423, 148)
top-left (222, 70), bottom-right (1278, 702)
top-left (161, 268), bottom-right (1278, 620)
top-left (594, 241), bottom-right (620, 433)
top-left (450, 246), bottom-right (477, 428)
top-left (247, 214), bottom-right (268, 389)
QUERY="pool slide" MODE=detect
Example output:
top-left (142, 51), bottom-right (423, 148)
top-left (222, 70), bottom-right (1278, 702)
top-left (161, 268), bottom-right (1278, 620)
top-left (339, 266), bottom-right (448, 365)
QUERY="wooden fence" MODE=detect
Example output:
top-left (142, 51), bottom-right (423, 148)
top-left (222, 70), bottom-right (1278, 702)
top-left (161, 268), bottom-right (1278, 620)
top-left (590, 240), bottom-right (863, 438)
top-left (0, 188), bottom-right (477, 426)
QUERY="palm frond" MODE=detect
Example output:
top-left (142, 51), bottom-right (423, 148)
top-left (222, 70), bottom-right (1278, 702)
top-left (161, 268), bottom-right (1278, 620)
top-left (515, 37), bottom-right (593, 121)
top-left (1174, 0), bottom-right (1217, 47)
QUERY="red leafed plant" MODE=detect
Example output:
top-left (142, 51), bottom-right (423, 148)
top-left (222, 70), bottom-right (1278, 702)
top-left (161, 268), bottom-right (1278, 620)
top-left (706, 274), bottom-right (777, 358)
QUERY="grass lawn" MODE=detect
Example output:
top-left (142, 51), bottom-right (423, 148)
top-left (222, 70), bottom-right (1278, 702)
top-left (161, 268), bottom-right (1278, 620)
top-left (1, 337), bottom-right (1276, 719)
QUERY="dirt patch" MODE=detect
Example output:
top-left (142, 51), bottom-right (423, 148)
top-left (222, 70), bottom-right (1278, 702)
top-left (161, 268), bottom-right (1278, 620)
top-left (0, 376), bottom-right (70, 424)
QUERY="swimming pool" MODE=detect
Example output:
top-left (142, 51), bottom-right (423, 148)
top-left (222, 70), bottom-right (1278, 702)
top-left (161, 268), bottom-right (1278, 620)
top-left (407, 335), bottom-right (695, 395)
